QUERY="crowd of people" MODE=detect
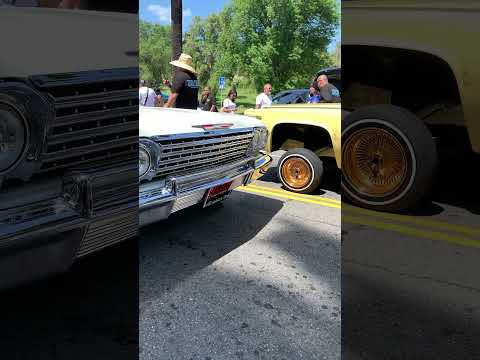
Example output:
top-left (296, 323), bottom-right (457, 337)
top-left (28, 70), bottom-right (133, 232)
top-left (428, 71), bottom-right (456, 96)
top-left (139, 53), bottom-right (340, 112)
top-left (307, 74), bottom-right (341, 103)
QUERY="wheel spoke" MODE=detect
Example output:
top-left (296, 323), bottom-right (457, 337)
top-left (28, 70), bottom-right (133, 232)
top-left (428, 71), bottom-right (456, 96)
top-left (344, 127), bottom-right (409, 198)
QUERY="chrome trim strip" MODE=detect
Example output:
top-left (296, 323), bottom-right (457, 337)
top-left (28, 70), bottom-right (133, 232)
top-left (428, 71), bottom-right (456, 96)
top-left (151, 127), bottom-right (255, 142)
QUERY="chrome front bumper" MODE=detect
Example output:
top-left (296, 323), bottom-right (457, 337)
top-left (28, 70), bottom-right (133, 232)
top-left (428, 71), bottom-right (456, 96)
top-left (139, 153), bottom-right (272, 227)
top-left (0, 162), bottom-right (138, 290)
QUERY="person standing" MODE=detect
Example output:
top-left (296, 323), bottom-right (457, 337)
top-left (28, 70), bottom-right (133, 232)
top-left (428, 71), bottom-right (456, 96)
top-left (139, 80), bottom-right (157, 107)
top-left (199, 86), bottom-right (217, 112)
top-left (307, 86), bottom-right (321, 103)
top-left (163, 53), bottom-right (199, 110)
top-left (154, 88), bottom-right (165, 107)
top-left (317, 74), bottom-right (341, 103)
top-left (221, 89), bottom-right (238, 113)
top-left (255, 83), bottom-right (273, 109)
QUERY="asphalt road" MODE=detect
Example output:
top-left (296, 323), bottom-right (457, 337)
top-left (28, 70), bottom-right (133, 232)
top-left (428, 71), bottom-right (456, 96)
top-left (342, 153), bottom-right (480, 359)
top-left (139, 154), bottom-right (342, 360)
top-left (0, 239), bottom-right (138, 360)
top-left (6, 150), bottom-right (475, 360)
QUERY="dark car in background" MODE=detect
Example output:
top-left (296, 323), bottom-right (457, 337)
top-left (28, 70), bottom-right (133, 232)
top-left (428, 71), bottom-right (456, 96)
top-left (272, 88), bottom-right (310, 105)
top-left (271, 67), bottom-right (341, 105)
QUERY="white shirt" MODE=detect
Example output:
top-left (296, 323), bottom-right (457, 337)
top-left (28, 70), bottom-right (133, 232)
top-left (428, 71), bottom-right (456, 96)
top-left (256, 93), bottom-right (272, 108)
top-left (222, 98), bottom-right (237, 112)
top-left (139, 86), bottom-right (157, 107)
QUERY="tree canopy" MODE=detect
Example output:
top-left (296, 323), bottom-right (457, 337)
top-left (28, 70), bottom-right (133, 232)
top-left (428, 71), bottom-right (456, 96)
top-left (139, 21), bottom-right (171, 88)
top-left (140, 0), bottom-right (339, 92)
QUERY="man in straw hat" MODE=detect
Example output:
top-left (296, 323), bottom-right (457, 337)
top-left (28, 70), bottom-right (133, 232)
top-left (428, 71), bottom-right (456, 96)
top-left (163, 53), bottom-right (199, 110)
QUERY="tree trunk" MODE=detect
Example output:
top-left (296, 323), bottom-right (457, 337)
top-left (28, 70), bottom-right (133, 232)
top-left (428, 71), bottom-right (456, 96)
top-left (171, 0), bottom-right (183, 79)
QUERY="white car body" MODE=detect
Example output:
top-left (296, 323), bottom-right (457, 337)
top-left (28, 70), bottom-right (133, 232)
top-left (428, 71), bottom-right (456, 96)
top-left (139, 107), bottom-right (265, 137)
top-left (139, 107), bottom-right (272, 226)
top-left (0, 6), bottom-right (138, 289)
top-left (0, 6), bottom-right (137, 77)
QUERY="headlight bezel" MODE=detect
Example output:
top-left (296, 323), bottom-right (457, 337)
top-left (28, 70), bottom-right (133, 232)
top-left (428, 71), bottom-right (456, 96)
top-left (0, 102), bottom-right (29, 176)
top-left (256, 127), bottom-right (268, 151)
top-left (139, 145), bottom-right (151, 179)
top-left (139, 138), bottom-right (161, 182)
top-left (0, 82), bottom-right (51, 184)
top-left (247, 127), bottom-right (268, 156)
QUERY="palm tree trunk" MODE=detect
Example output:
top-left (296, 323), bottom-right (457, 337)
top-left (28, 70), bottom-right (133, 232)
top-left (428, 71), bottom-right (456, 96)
top-left (171, 0), bottom-right (183, 79)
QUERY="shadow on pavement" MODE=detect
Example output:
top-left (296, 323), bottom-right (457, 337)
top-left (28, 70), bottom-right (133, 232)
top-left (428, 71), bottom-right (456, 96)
top-left (342, 272), bottom-right (480, 360)
top-left (399, 151), bottom-right (480, 217)
top-left (0, 239), bottom-right (138, 360)
top-left (430, 153), bottom-right (480, 215)
top-left (139, 193), bottom-right (284, 303)
top-left (141, 269), bottom-right (339, 360)
top-left (342, 151), bottom-right (480, 359)
top-left (140, 204), bottom-right (340, 360)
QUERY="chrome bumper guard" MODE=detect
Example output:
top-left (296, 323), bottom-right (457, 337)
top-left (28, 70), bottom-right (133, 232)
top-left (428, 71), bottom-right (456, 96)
top-left (139, 153), bottom-right (272, 227)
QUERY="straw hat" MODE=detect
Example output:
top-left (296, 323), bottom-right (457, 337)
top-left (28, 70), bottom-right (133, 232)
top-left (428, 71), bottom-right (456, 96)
top-left (170, 53), bottom-right (197, 74)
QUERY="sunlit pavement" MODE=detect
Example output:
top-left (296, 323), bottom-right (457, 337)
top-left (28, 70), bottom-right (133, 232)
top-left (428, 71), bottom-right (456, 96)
top-left (342, 156), bottom-right (480, 359)
top-left (139, 164), bottom-right (341, 360)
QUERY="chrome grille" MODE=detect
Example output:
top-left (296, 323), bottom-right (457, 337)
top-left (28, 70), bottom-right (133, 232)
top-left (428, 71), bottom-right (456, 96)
top-left (155, 130), bottom-right (254, 178)
top-left (77, 210), bottom-right (137, 258)
top-left (30, 68), bottom-right (138, 173)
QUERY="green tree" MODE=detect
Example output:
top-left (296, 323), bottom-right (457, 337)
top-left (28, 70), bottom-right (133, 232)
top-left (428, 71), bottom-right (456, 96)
top-left (139, 21), bottom-right (171, 88)
top-left (214, 0), bottom-right (339, 91)
top-left (184, 15), bottom-right (219, 88)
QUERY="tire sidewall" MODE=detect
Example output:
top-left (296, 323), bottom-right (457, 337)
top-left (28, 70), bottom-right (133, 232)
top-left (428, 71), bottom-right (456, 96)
top-left (342, 105), bottom-right (437, 212)
top-left (342, 118), bottom-right (417, 206)
top-left (278, 148), bottom-right (323, 193)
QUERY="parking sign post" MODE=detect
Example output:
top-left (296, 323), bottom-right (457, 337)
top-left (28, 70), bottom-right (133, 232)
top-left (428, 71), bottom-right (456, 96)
top-left (219, 77), bottom-right (225, 106)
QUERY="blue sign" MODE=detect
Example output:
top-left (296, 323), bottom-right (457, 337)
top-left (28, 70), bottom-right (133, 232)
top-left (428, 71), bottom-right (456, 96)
top-left (219, 76), bottom-right (225, 90)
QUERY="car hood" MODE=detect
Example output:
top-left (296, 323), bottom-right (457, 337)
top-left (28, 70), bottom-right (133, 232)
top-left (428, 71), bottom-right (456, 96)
top-left (140, 107), bottom-right (265, 137)
top-left (0, 7), bottom-right (137, 77)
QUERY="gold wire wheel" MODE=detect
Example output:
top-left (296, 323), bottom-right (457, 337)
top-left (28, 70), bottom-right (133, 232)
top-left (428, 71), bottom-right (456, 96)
top-left (343, 127), bottom-right (409, 198)
top-left (281, 157), bottom-right (312, 189)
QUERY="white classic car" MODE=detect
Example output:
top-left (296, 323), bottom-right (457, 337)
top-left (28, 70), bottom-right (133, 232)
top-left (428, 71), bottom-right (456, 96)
top-left (0, 5), bottom-right (138, 289)
top-left (139, 107), bottom-right (272, 226)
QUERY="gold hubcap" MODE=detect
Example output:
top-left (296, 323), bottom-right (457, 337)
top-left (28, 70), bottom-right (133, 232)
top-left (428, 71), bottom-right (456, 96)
top-left (343, 127), bottom-right (409, 198)
top-left (281, 157), bottom-right (312, 189)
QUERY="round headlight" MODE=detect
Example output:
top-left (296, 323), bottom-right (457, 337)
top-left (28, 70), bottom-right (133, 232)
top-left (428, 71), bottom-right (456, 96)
top-left (0, 104), bottom-right (26, 174)
top-left (139, 146), bottom-right (151, 178)
top-left (257, 127), bottom-right (268, 150)
top-left (251, 130), bottom-right (260, 150)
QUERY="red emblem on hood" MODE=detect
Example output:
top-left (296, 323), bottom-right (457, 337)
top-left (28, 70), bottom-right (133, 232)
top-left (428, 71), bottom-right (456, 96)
top-left (193, 123), bottom-right (234, 130)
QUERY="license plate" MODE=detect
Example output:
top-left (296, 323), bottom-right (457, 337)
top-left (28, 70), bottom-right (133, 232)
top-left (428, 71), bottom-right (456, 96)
top-left (203, 181), bottom-right (234, 207)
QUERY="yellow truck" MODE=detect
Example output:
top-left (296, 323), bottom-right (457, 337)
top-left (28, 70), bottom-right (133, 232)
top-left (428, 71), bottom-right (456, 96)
top-left (245, 104), bottom-right (342, 194)
top-left (247, 1), bottom-right (479, 212)
top-left (341, 0), bottom-right (480, 211)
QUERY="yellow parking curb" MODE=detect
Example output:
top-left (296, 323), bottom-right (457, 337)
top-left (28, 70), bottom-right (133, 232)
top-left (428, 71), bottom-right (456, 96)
top-left (237, 186), bottom-right (341, 209)
top-left (343, 204), bottom-right (480, 238)
top-left (242, 184), bottom-right (480, 247)
top-left (344, 214), bottom-right (480, 249)
top-left (246, 184), bottom-right (341, 204)
top-left (239, 184), bottom-right (480, 248)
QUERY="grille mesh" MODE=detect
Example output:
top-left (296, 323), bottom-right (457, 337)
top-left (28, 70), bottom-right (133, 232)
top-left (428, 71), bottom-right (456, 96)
top-left (155, 131), bottom-right (254, 178)
top-left (30, 68), bottom-right (138, 173)
top-left (77, 210), bottom-right (137, 258)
